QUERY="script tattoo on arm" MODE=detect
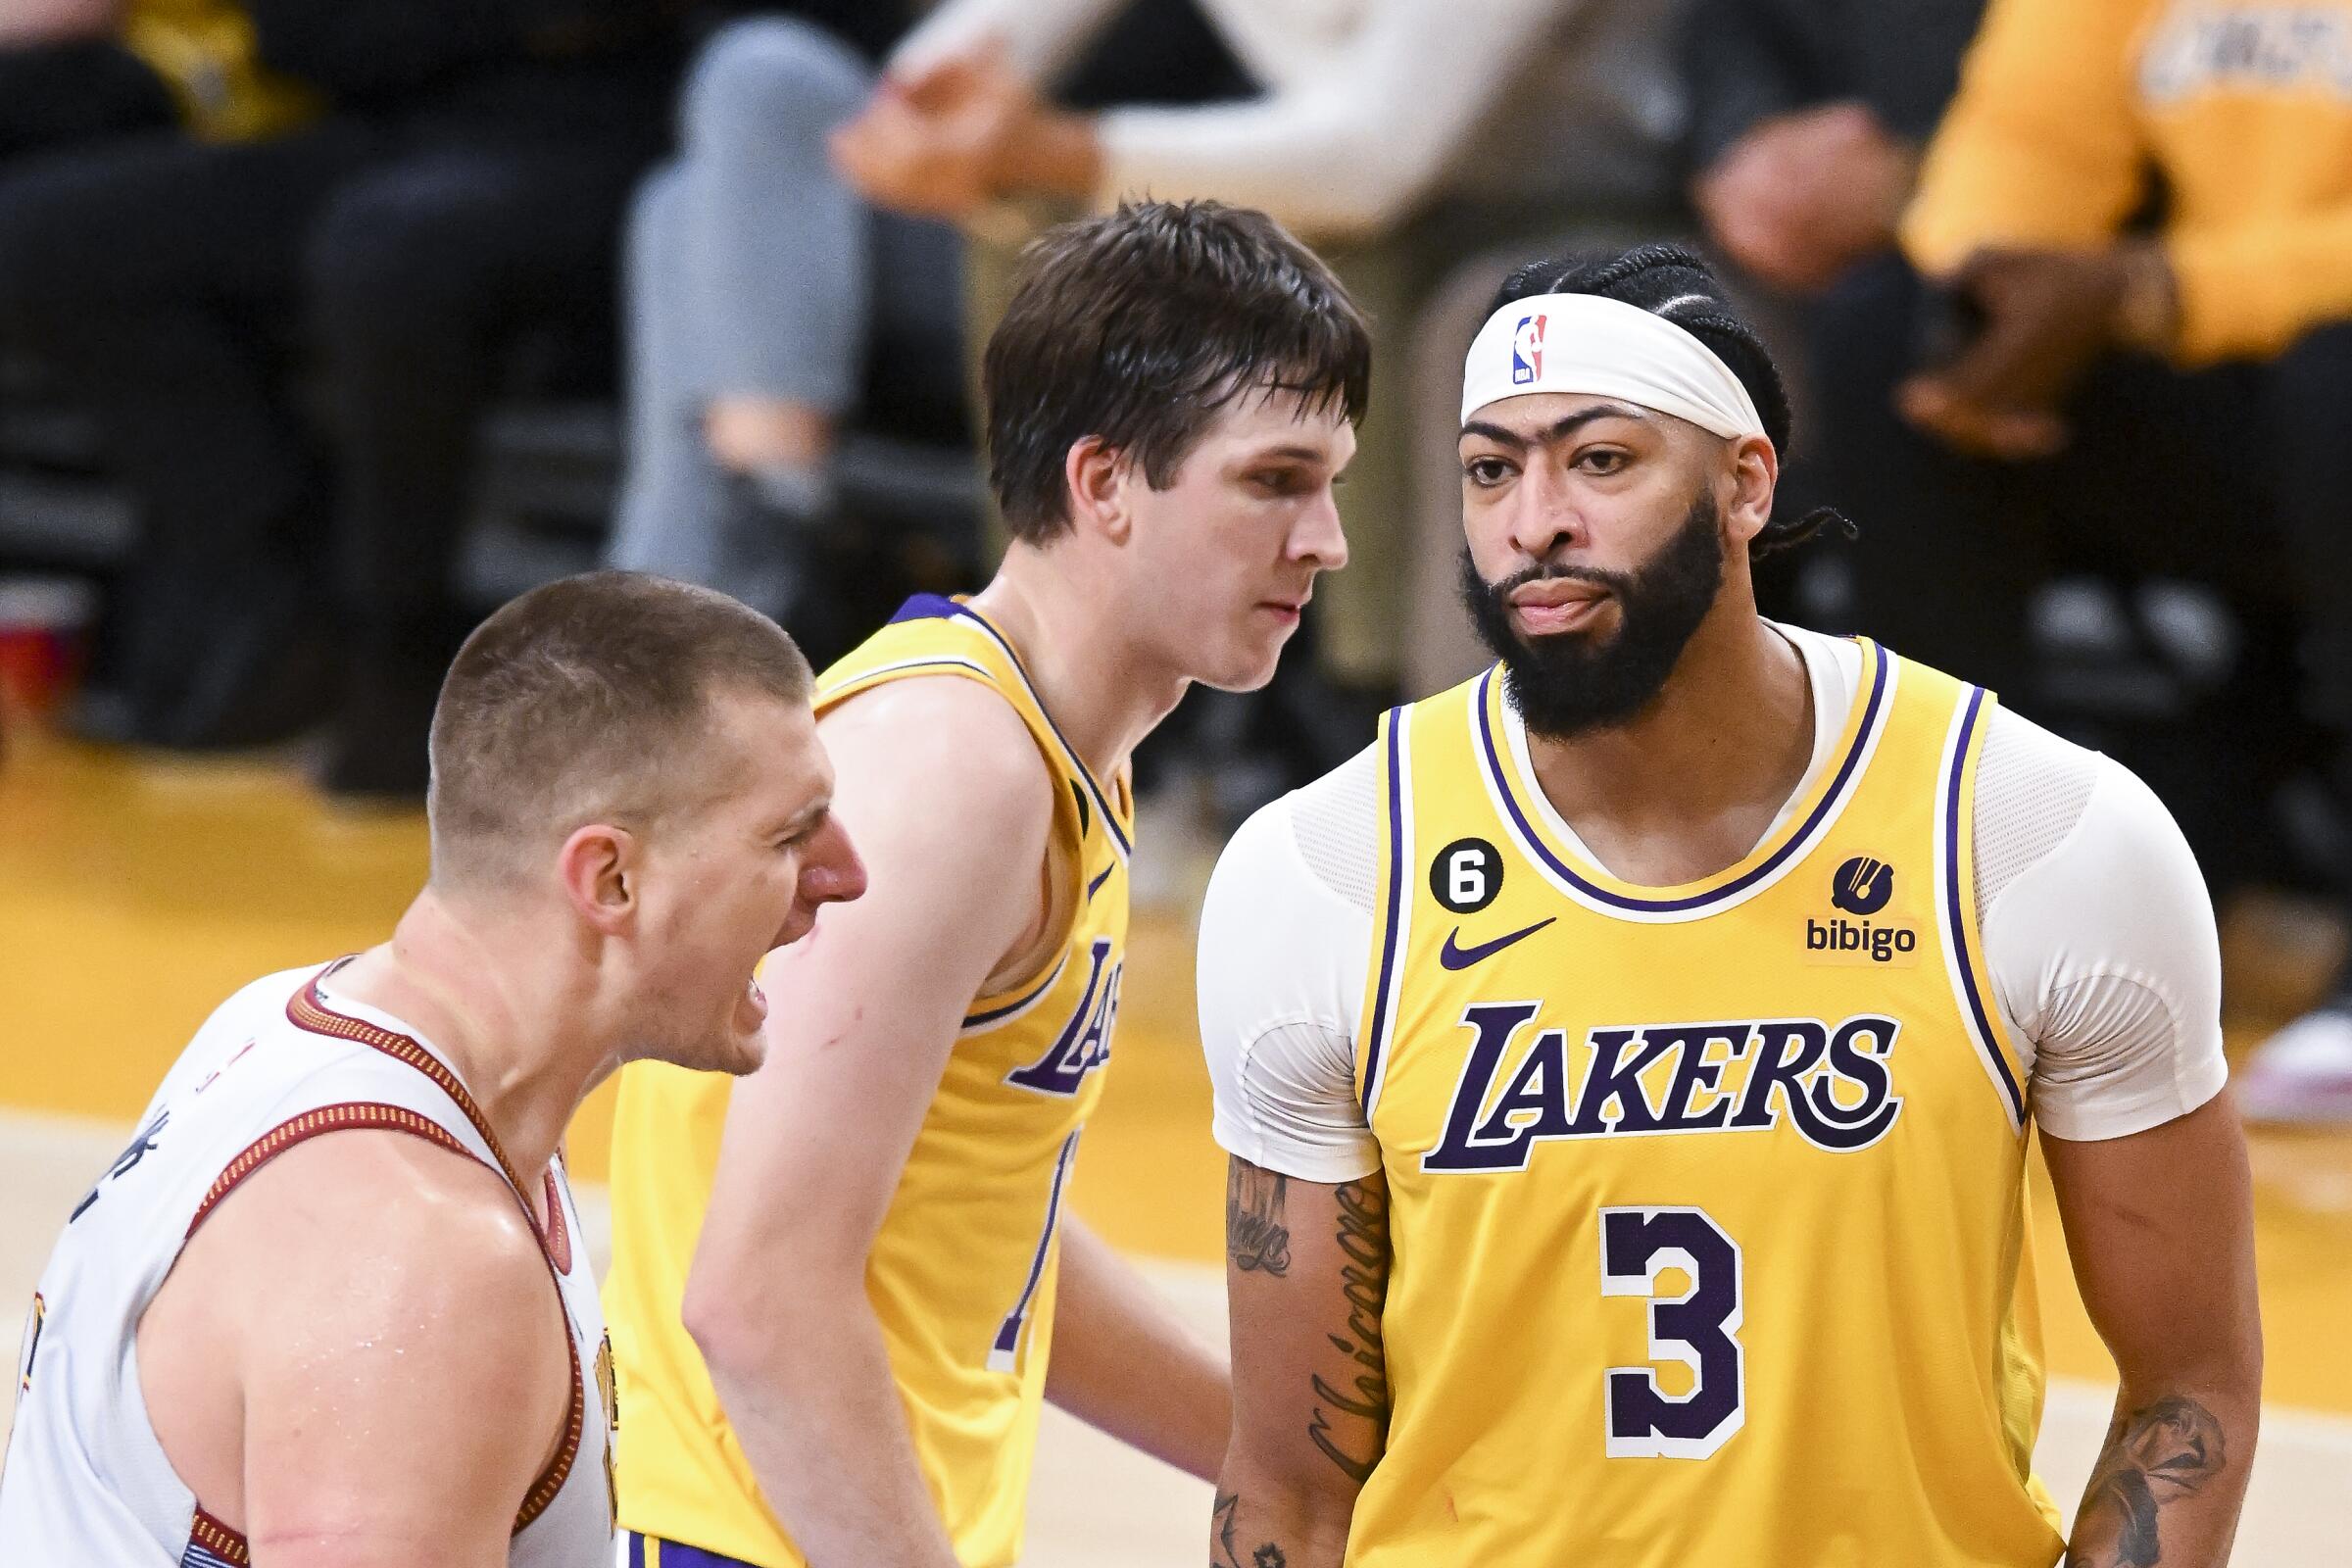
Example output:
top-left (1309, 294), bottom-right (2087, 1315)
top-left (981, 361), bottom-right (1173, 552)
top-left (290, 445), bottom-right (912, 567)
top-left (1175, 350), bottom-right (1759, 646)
top-left (2063, 1396), bottom-right (2227, 1567)
top-left (1211, 1491), bottom-right (1289, 1568)
top-left (1227, 1163), bottom-right (1293, 1277)
top-left (1304, 1180), bottom-right (1390, 1483)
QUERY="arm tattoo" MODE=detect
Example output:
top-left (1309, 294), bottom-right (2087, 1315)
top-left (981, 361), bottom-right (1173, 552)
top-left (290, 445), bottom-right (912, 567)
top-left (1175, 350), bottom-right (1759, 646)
top-left (1227, 1162), bottom-right (1292, 1277)
top-left (2064, 1396), bottom-right (2227, 1567)
top-left (1305, 1180), bottom-right (1390, 1484)
top-left (1211, 1490), bottom-right (1289, 1568)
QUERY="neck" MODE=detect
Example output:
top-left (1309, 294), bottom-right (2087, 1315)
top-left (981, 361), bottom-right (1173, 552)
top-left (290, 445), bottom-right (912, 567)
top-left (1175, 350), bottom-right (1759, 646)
top-left (1520, 605), bottom-right (1813, 883)
top-left (969, 547), bottom-right (1189, 784)
top-left (326, 891), bottom-right (606, 1196)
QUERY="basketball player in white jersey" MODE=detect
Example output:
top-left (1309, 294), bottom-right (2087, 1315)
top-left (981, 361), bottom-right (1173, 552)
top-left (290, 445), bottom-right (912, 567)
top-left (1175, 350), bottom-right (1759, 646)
top-left (1199, 247), bottom-right (2261, 1566)
top-left (0, 571), bottom-right (865, 1566)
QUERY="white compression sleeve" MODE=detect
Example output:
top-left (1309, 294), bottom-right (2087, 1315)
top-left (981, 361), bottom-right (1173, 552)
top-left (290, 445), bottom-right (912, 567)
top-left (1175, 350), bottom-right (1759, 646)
top-left (1974, 709), bottom-right (2229, 1140)
top-left (1197, 749), bottom-right (1381, 1184)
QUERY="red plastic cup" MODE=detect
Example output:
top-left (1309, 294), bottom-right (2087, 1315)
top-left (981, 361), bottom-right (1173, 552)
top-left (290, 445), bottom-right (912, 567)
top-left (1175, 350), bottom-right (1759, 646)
top-left (0, 577), bottom-right (95, 718)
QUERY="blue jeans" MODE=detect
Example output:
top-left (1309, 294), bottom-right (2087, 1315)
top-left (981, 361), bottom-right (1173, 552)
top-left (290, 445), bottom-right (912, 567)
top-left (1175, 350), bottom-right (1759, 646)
top-left (607, 16), bottom-right (961, 604)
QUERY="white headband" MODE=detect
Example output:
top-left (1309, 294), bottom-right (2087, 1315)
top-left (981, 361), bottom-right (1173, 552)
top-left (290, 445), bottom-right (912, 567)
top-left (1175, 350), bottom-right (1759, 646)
top-left (1459, 292), bottom-right (1765, 438)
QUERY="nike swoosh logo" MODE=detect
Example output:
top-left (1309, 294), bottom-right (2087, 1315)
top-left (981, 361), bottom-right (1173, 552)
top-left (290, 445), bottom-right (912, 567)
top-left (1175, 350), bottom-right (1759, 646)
top-left (1439, 917), bottom-right (1557, 970)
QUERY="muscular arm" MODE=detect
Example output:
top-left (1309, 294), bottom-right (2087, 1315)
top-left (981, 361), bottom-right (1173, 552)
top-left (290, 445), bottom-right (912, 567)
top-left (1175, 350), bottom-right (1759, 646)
top-left (2042, 1095), bottom-right (2261, 1567)
top-left (1212, 1158), bottom-right (1391, 1568)
top-left (680, 678), bottom-right (1054, 1568)
top-left (141, 1133), bottom-right (572, 1567)
top-left (1042, 1213), bottom-right (1229, 1482)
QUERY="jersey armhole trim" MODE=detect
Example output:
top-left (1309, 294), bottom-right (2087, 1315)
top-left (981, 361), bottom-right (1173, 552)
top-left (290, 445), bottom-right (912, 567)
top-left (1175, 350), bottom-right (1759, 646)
top-left (186, 1102), bottom-right (475, 1241)
top-left (1358, 705), bottom-right (1415, 1118)
top-left (513, 1324), bottom-right (586, 1535)
top-left (817, 659), bottom-right (1099, 1023)
top-left (188, 1504), bottom-right (250, 1565)
top-left (178, 1104), bottom-right (587, 1547)
top-left (1936, 687), bottom-right (2031, 1131)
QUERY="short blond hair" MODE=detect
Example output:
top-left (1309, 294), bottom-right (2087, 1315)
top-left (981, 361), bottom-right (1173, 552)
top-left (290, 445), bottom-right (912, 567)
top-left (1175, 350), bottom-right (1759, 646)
top-left (426, 572), bottom-right (813, 887)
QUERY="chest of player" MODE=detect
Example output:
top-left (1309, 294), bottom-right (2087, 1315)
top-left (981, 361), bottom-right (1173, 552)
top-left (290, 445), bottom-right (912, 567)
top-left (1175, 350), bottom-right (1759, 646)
top-left (1360, 650), bottom-right (2029, 1221)
top-left (1371, 862), bottom-right (2021, 1204)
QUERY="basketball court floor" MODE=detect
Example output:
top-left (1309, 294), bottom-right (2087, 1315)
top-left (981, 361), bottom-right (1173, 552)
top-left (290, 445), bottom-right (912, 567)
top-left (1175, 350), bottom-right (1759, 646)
top-left (3, 730), bottom-right (2346, 1559)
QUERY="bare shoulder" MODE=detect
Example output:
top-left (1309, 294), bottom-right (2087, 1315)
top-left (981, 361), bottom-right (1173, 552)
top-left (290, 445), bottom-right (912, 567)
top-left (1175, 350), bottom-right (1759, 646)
top-left (818, 674), bottom-right (1057, 851)
top-left (147, 1129), bottom-right (571, 1537)
top-left (194, 1129), bottom-right (565, 1412)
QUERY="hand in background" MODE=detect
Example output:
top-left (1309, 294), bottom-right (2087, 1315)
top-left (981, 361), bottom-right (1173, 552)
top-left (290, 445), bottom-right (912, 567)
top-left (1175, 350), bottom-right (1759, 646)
top-left (1695, 102), bottom-right (1917, 296)
top-left (831, 43), bottom-right (1098, 220)
top-left (1897, 245), bottom-right (2162, 461)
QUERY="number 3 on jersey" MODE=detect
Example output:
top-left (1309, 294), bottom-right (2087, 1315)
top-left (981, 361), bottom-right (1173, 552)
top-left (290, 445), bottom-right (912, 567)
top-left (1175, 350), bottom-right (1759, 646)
top-left (1599, 1207), bottom-right (1744, 1459)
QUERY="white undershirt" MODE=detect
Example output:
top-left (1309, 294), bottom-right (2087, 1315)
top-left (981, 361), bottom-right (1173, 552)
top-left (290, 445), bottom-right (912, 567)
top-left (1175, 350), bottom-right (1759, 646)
top-left (1198, 623), bottom-right (2230, 1184)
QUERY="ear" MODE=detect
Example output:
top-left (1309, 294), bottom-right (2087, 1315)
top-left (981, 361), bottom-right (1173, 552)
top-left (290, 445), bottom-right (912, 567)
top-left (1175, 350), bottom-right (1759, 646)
top-left (1720, 433), bottom-right (1779, 549)
top-left (1061, 434), bottom-right (1134, 545)
top-left (557, 823), bottom-right (638, 936)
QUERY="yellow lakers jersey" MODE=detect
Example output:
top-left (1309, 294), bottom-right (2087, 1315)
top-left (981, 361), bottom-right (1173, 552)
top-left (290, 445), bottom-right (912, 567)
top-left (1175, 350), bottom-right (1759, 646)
top-left (603, 595), bottom-right (1131, 1568)
top-left (1349, 642), bottom-right (2064, 1566)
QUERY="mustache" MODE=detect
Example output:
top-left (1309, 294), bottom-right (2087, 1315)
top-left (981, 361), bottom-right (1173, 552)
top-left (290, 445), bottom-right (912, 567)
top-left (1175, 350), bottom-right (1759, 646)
top-left (1487, 560), bottom-right (1637, 599)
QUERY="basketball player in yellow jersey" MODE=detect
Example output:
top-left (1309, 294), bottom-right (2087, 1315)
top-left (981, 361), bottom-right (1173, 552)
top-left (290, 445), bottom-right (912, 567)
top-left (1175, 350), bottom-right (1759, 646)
top-left (1199, 245), bottom-right (2265, 1568)
top-left (603, 200), bottom-right (1366, 1568)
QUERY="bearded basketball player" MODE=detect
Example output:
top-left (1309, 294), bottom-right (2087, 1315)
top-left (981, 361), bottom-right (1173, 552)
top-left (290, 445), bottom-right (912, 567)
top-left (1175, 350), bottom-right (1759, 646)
top-left (1200, 246), bottom-right (2261, 1567)
top-left (0, 572), bottom-right (865, 1565)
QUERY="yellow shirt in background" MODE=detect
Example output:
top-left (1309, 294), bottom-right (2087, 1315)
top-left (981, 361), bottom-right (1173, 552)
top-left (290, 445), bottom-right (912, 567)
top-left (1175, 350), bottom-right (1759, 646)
top-left (122, 0), bottom-right (315, 142)
top-left (1903, 0), bottom-right (2352, 362)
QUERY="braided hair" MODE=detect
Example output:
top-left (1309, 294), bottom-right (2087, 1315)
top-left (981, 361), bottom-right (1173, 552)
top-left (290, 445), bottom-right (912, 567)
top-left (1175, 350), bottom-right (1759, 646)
top-left (1484, 243), bottom-right (1853, 560)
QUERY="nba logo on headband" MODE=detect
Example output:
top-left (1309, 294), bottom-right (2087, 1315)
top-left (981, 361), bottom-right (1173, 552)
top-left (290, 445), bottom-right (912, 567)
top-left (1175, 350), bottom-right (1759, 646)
top-left (1510, 314), bottom-right (1545, 385)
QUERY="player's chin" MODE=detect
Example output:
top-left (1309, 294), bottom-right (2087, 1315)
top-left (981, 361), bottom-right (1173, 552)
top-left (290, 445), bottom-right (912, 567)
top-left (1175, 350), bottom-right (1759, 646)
top-left (1197, 620), bottom-right (1296, 692)
top-left (711, 975), bottom-right (771, 1073)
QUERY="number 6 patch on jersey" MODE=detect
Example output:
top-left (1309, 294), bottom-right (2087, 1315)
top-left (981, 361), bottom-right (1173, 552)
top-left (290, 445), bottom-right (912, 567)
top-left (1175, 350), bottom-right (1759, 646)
top-left (1598, 1207), bottom-right (1744, 1459)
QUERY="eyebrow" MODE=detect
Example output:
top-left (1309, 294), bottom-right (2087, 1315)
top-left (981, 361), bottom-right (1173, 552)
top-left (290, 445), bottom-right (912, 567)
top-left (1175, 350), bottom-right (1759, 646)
top-left (773, 799), bottom-right (831, 839)
top-left (1459, 404), bottom-right (1648, 450)
top-left (1234, 443), bottom-right (1336, 466)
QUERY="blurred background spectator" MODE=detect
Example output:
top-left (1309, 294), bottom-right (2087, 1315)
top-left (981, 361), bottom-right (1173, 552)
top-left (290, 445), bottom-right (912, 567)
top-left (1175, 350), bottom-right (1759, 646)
top-left (608, 0), bottom-right (1250, 667)
top-left (1682, 0), bottom-right (1984, 303)
top-left (0, 0), bottom-right (312, 161)
top-left (811, 0), bottom-right (1689, 789)
top-left (1808, 0), bottom-right (2352, 1116)
top-left (0, 0), bottom-right (685, 795)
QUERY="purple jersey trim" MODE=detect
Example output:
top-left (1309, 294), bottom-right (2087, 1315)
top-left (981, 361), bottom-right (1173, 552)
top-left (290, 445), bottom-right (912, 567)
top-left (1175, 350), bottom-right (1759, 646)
top-left (1473, 642), bottom-right (1888, 914)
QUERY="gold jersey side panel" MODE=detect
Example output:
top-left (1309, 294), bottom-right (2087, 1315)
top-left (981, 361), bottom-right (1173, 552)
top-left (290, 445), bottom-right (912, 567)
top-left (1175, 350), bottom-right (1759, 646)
top-left (604, 595), bottom-right (1131, 1568)
top-left (1348, 642), bottom-right (2065, 1567)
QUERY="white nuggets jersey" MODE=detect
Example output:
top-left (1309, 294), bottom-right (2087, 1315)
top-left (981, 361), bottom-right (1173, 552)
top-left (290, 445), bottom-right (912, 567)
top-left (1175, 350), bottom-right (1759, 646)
top-left (0, 961), bottom-right (613, 1567)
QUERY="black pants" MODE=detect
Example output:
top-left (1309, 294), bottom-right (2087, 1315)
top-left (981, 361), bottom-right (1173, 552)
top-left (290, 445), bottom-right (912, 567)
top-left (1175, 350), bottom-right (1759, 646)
top-left (0, 42), bottom-right (176, 160)
top-left (1811, 253), bottom-right (2352, 888)
top-left (0, 73), bottom-right (670, 724)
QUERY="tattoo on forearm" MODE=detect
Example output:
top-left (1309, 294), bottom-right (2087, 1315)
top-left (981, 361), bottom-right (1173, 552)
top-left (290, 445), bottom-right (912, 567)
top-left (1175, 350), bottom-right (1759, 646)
top-left (2064, 1396), bottom-right (2227, 1567)
top-left (1227, 1162), bottom-right (1293, 1276)
top-left (1306, 1179), bottom-right (1391, 1484)
top-left (1211, 1490), bottom-right (1289, 1568)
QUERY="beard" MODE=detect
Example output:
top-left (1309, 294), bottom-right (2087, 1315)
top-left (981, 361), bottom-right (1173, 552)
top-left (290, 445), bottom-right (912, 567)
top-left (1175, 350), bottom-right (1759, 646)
top-left (1458, 488), bottom-right (1727, 739)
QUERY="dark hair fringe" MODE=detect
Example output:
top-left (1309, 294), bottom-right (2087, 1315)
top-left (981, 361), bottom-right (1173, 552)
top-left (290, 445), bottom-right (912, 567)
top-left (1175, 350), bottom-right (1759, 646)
top-left (1486, 242), bottom-right (1851, 561)
top-left (982, 200), bottom-right (1371, 544)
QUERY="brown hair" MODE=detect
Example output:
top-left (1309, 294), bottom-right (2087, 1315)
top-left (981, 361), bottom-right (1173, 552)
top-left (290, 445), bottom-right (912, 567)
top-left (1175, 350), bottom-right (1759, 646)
top-left (426, 571), bottom-right (813, 887)
top-left (983, 199), bottom-right (1370, 544)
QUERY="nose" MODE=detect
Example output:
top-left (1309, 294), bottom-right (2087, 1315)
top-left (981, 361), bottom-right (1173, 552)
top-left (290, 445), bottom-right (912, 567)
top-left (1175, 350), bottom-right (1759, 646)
top-left (801, 816), bottom-right (867, 908)
top-left (1504, 461), bottom-right (1584, 561)
top-left (1291, 484), bottom-right (1349, 572)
